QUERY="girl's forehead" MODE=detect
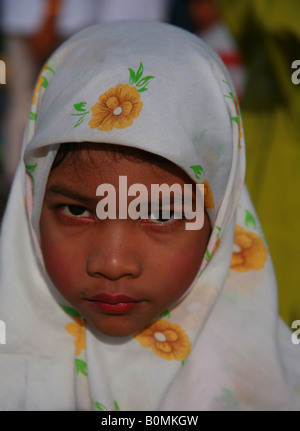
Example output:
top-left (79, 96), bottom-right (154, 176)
top-left (51, 142), bottom-right (193, 184)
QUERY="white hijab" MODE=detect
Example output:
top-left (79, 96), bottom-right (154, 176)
top-left (0, 21), bottom-right (299, 411)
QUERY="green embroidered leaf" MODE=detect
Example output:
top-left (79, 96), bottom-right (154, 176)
top-left (75, 359), bottom-right (88, 376)
top-left (136, 75), bottom-right (155, 88)
top-left (244, 209), bottom-right (256, 229)
top-left (26, 164), bottom-right (36, 185)
top-left (128, 68), bottom-right (136, 85)
top-left (113, 400), bottom-right (121, 411)
top-left (93, 401), bottom-right (108, 411)
top-left (158, 309), bottom-right (171, 319)
top-left (129, 62), bottom-right (154, 91)
top-left (60, 304), bottom-right (81, 318)
top-left (205, 248), bottom-right (211, 261)
top-left (181, 359), bottom-right (186, 366)
top-left (135, 62), bottom-right (144, 82)
top-left (74, 102), bottom-right (87, 112)
top-left (25, 163), bottom-right (37, 172)
top-left (129, 62), bottom-right (144, 84)
top-left (45, 66), bottom-right (55, 74)
top-left (224, 90), bottom-right (234, 100)
top-left (190, 165), bottom-right (204, 179)
top-left (72, 102), bottom-right (89, 127)
top-left (29, 112), bottom-right (37, 120)
top-left (231, 116), bottom-right (239, 124)
top-left (74, 116), bottom-right (85, 128)
top-left (41, 76), bottom-right (48, 89)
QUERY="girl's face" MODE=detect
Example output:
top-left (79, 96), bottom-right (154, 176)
top-left (40, 144), bottom-right (211, 337)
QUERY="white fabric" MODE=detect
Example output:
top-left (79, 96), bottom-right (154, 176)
top-left (0, 21), bottom-right (299, 411)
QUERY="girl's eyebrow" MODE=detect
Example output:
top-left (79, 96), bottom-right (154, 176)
top-left (46, 184), bottom-right (197, 206)
top-left (46, 184), bottom-right (96, 204)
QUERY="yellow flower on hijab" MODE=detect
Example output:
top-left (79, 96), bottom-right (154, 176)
top-left (89, 83), bottom-right (143, 131)
top-left (230, 225), bottom-right (268, 272)
top-left (135, 320), bottom-right (191, 361)
top-left (65, 317), bottom-right (87, 355)
top-left (32, 74), bottom-right (43, 106)
top-left (31, 62), bottom-right (53, 106)
top-left (32, 64), bottom-right (49, 106)
top-left (200, 179), bottom-right (214, 209)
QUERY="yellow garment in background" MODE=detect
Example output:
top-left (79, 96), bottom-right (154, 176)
top-left (216, 0), bottom-right (300, 325)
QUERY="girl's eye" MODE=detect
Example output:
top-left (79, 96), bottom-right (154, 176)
top-left (61, 205), bottom-right (91, 218)
top-left (141, 207), bottom-right (184, 232)
top-left (149, 209), bottom-right (175, 223)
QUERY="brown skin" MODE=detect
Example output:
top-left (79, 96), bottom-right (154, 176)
top-left (40, 144), bottom-right (211, 337)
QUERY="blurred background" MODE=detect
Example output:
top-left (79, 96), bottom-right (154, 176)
top-left (0, 0), bottom-right (299, 326)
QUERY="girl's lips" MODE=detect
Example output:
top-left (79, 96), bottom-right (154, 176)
top-left (88, 293), bottom-right (141, 303)
top-left (85, 293), bottom-right (143, 314)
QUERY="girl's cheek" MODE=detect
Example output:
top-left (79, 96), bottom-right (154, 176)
top-left (42, 243), bottom-right (79, 294)
top-left (172, 229), bottom-right (208, 285)
top-left (170, 248), bottom-right (202, 288)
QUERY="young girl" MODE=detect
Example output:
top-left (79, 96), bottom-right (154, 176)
top-left (0, 21), bottom-right (299, 411)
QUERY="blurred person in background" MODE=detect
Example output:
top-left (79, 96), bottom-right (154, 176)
top-left (172, 0), bottom-right (300, 327)
top-left (0, 0), bottom-right (172, 190)
top-left (185, 0), bottom-right (247, 101)
top-left (212, 0), bottom-right (300, 326)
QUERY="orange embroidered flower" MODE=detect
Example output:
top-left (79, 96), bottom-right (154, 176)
top-left (135, 320), bottom-right (191, 361)
top-left (89, 84), bottom-right (143, 131)
top-left (65, 317), bottom-right (87, 355)
top-left (32, 62), bottom-right (49, 105)
top-left (230, 225), bottom-right (268, 272)
top-left (200, 179), bottom-right (214, 209)
top-left (211, 236), bottom-right (221, 258)
top-left (32, 74), bottom-right (43, 106)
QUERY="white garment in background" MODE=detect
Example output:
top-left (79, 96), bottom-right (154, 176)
top-left (1, 0), bottom-right (171, 37)
top-left (0, 0), bottom-right (172, 185)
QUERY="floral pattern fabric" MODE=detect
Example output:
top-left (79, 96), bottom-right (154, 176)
top-left (230, 225), bottom-right (268, 272)
top-left (0, 21), bottom-right (299, 411)
top-left (135, 320), bottom-right (191, 361)
top-left (89, 84), bottom-right (143, 131)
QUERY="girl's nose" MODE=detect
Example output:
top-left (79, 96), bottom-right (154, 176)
top-left (86, 222), bottom-right (143, 281)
